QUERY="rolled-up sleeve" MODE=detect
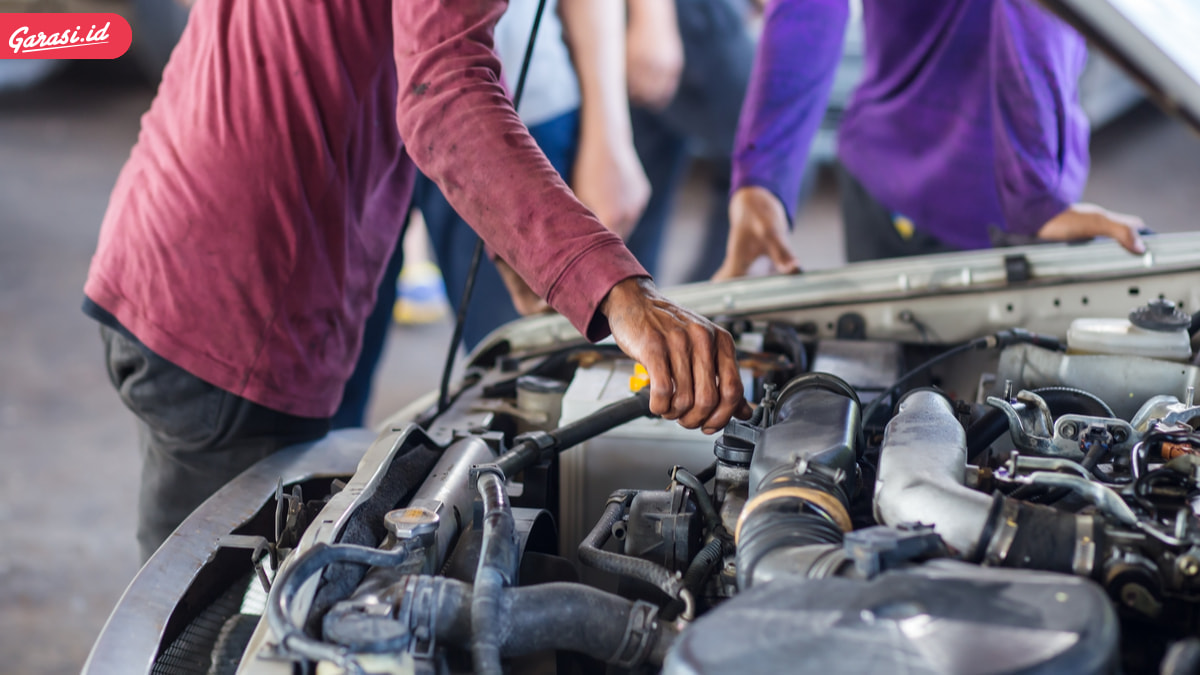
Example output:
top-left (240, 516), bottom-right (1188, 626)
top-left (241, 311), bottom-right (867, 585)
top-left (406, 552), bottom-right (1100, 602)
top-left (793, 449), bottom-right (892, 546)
top-left (391, 0), bottom-right (647, 341)
top-left (990, 0), bottom-right (1090, 235)
top-left (731, 0), bottom-right (848, 223)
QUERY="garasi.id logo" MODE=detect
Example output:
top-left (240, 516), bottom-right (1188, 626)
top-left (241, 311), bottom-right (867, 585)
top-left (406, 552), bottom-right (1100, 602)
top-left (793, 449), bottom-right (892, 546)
top-left (3, 13), bottom-right (131, 59)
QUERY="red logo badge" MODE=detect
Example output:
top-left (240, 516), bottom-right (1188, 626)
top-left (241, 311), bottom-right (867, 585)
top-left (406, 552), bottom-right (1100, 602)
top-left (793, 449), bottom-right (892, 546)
top-left (1, 13), bottom-right (131, 59)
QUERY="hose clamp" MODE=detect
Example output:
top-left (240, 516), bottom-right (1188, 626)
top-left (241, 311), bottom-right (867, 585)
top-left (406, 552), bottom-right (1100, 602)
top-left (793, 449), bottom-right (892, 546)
top-left (1073, 515), bottom-right (1097, 577)
top-left (610, 600), bottom-right (659, 669)
top-left (469, 463), bottom-right (506, 489)
top-left (735, 486), bottom-right (853, 544)
top-left (983, 499), bottom-right (1021, 566)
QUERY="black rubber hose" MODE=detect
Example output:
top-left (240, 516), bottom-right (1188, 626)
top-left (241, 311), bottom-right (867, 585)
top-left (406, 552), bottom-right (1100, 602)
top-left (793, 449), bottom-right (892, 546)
top-left (671, 466), bottom-right (723, 533)
top-left (267, 543), bottom-right (412, 671)
top-left (496, 391), bottom-right (652, 476)
top-left (966, 386), bottom-right (1117, 462)
top-left (985, 498), bottom-right (1092, 573)
top-left (471, 470), bottom-right (517, 675)
top-left (548, 390), bottom-right (652, 455)
top-left (682, 537), bottom-right (725, 593)
top-left (398, 577), bottom-right (677, 667)
top-left (577, 491), bottom-right (688, 605)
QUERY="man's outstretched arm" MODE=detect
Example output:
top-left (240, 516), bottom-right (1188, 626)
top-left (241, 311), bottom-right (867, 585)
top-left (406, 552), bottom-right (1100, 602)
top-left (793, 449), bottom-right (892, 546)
top-left (391, 0), bottom-right (749, 429)
top-left (718, 0), bottom-right (848, 279)
top-left (991, 0), bottom-right (1145, 253)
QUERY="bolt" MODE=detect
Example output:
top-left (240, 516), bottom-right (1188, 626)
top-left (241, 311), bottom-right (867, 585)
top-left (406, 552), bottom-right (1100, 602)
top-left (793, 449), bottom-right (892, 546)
top-left (1003, 380), bottom-right (1014, 402)
top-left (1121, 587), bottom-right (1138, 606)
top-left (1060, 422), bottom-right (1078, 440)
top-left (1112, 427), bottom-right (1128, 444)
top-left (1179, 556), bottom-right (1200, 577)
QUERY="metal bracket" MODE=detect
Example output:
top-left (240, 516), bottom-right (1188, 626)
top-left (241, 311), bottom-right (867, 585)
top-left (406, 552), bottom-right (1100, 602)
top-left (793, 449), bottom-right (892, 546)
top-left (1053, 415), bottom-right (1135, 459)
top-left (216, 534), bottom-right (275, 593)
top-left (985, 390), bottom-right (1138, 460)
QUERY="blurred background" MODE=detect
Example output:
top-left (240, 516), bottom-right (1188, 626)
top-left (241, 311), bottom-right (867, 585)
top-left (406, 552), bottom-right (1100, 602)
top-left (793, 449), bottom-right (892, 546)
top-left (2, 4), bottom-right (1200, 674)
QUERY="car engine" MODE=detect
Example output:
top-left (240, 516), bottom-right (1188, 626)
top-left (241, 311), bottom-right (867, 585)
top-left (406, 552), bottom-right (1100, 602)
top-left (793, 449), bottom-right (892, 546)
top-left (233, 292), bottom-right (1200, 675)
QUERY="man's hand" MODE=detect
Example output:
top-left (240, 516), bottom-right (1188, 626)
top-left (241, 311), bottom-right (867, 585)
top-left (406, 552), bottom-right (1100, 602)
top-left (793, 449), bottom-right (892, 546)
top-left (1037, 203), bottom-right (1146, 254)
top-left (496, 258), bottom-right (552, 316)
top-left (713, 186), bottom-right (801, 280)
top-left (571, 130), bottom-right (650, 239)
top-left (601, 277), bottom-right (752, 433)
top-left (625, 0), bottom-right (684, 110)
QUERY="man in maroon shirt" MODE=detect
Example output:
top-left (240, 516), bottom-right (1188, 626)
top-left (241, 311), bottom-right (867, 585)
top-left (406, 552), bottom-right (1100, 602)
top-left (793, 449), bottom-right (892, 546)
top-left (85, 0), bottom-right (748, 560)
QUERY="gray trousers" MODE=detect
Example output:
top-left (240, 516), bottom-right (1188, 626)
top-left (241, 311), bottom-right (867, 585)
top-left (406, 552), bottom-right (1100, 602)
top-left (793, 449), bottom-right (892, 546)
top-left (836, 164), bottom-right (957, 262)
top-left (101, 326), bottom-right (329, 562)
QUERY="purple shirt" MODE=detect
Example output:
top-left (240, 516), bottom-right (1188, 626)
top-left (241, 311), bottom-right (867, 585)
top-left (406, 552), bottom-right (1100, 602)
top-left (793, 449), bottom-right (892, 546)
top-left (732, 0), bottom-right (1090, 250)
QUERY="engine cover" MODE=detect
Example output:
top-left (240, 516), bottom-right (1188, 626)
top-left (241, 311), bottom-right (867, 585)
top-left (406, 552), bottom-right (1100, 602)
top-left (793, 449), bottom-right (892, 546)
top-left (664, 560), bottom-right (1118, 675)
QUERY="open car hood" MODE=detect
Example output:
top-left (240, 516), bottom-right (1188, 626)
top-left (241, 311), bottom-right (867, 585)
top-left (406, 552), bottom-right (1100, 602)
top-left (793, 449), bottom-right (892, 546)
top-left (1042, 0), bottom-right (1200, 132)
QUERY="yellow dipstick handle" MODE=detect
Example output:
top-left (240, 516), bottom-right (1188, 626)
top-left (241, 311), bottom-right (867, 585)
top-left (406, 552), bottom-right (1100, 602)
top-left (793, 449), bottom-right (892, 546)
top-left (629, 363), bottom-right (650, 392)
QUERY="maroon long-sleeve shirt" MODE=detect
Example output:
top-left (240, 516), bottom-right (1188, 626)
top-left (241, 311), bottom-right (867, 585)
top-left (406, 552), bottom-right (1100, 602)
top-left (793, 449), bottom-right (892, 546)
top-left (84, 0), bottom-right (647, 418)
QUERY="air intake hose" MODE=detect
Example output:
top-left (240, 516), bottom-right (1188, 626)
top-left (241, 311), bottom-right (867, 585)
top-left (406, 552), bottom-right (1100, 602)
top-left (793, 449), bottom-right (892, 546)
top-left (735, 374), bottom-right (859, 589)
top-left (875, 390), bottom-right (1098, 575)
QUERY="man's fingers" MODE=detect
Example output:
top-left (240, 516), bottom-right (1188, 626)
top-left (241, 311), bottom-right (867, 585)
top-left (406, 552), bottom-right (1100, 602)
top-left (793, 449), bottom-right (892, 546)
top-left (679, 324), bottom-right (719, 429)
top-left (666, 328), bottom-right (694, 421)
top-left (638, 335), bottom-right (674, 418)
top-left (1039, 204), bottom-right (1148, 256)
top-left (1102, 216), bottom-right (1146, 254)
top-left (702, 330), bottom-right (746, 434)
top-left (764, 229), bottom-right (801, 275)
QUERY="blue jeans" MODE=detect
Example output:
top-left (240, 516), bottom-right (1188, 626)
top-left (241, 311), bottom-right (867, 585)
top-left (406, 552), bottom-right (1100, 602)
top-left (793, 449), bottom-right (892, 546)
top-left (423, 109), bottom-right (583, 354)
top-left (330, 233), bottom-right (407, 429)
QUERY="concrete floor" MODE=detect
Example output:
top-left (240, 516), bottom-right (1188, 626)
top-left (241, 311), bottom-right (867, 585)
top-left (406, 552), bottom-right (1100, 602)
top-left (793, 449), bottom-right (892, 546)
top-left (1, 59), bottom-right (1197, 675)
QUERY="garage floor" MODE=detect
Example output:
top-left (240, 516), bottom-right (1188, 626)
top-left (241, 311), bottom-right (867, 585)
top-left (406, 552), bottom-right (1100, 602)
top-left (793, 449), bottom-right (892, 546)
top-left (1, 60), bottom-right (1197, 674)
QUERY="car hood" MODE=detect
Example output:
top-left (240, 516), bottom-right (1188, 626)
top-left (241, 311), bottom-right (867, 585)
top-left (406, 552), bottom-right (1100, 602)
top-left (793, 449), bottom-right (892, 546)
top-left (1041, 0), bottom-right (1200, 132)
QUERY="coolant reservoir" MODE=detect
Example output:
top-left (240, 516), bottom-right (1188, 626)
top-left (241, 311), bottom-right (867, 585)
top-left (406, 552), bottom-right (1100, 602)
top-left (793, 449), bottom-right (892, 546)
top-left (1067, 299), bottom-right (1192, 361)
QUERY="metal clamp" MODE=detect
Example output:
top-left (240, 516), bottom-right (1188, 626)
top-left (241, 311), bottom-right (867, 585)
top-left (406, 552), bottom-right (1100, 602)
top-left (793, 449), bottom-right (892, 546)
top-left (514, 430), bottom-right (555, 452)
top-left (983, 499), bottom-right (1021, 567)
top-left (396, 576), bottom-right (439, 661)
top-left (1073, 516), bottom-right (1097, 577)
top-left (469, 463), bottom-right (506, 489)
top-left (610, 600), bottom-right (660, 669)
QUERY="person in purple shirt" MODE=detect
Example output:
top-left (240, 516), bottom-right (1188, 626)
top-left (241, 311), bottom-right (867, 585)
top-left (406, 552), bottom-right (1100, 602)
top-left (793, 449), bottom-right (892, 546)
top-left (714, 0), bottom-right (1147, 279)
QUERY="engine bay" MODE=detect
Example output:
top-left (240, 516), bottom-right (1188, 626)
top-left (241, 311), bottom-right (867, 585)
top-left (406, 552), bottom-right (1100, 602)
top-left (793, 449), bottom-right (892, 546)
top-left (237, 288), bottom-right (1200, 675)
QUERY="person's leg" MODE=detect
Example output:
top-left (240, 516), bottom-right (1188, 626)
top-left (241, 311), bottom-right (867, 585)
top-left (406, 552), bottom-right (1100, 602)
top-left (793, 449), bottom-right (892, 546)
top-left (836, 164), bottom-right (956, 262)
top-left (330, 231), bottom-right (405, 429)
top-left (427, 109), bottom-right (581, 351)
top-left (102, 326), bottom-right (330, 561)
top-left (626, 108), bottom-right (689, 277)
top-left (633, 0), bottom-right (755, 281)
top-left (685, 160), bottom-right (734, 282)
